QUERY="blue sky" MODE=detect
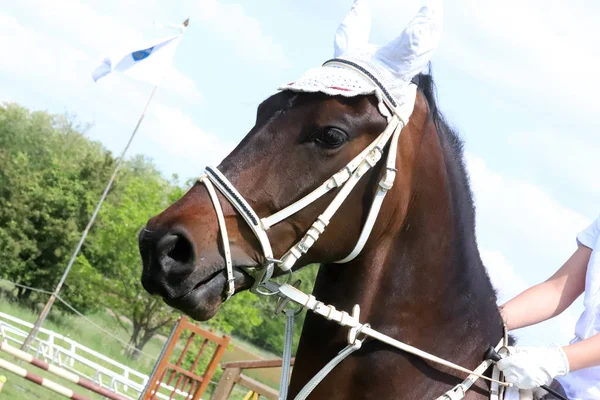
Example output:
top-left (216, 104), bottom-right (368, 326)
top-left (1, 0), bottom-right (599, 348)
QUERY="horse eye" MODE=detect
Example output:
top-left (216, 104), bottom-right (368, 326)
top-left (313, 127), bottom-right (348, 149)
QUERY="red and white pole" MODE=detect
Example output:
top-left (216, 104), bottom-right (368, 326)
top-left (0, 342), bottom-right (129, 400)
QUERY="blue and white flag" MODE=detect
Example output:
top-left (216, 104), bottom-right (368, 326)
top-left (92, 22), bottom-right (186, 85)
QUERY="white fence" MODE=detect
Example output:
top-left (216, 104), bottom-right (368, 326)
top-left (0, 311), bottom-right (192, 399)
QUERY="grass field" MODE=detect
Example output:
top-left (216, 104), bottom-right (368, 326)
top-left (0, 294), bottom-right (286, 400)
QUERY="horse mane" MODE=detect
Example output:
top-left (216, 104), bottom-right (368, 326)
top-left (415, 64), bottom-right (477, 237)
top-left (415, 65), bottom-right (504, 316)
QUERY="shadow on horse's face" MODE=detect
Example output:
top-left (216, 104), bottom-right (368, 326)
top-left (138, 91), bottom-right (389, 320)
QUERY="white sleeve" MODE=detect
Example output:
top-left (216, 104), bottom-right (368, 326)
top-left (577, 214), bottom-right (600, 250)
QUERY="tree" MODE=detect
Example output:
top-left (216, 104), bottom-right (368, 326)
top-left (0, 103), bottom-right (112, 313)
top-left (0, 103), bottom-right (183, 356)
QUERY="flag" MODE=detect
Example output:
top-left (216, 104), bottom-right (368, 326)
top-left (92, 21), bottom-right (187, 85)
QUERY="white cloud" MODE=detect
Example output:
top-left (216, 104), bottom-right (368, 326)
top-left (372, 0), bottom-right (600, 120)
top-left (186, 0), bottom-right (289, 68)
top-left (15, 0), bottom-right (145, 53)
top-left (466, 152), bottom-right (591, 263)
top-left (0, 12), bottom-right (89, 89)
top-left (465, 152), bottom-right (588, 346)
top-left (480, 248), bottom-right (528, 305)
top-left (0, 0), bottom-right (288, 153)
top-left (459, 0), bottom-right (596, 59)
top-left (0, 4), bottom-right (219, 179)
top-left (147, 103), bottom-right (235, 170)
top-left (161, 69), bottom-right (203, 103)
top-left (2, 0), bottom-right (201, 103)
top-left (439, 0), bottom-right (600, 118)
top-left (0, 91), bottom-right (12, 104)
top-left (54, 0), bottom-right (289, 69)
top-left (507, 129), bottom-right (600, 194)
top-left (1, 0), bottom-right (251, 177)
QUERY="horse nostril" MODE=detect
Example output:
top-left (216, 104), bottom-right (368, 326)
top-left (170, 236), bottom-right (194, 264)
top-left (157, 233), bottom-right (195, 266)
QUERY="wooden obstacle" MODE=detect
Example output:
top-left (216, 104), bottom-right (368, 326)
top-left (141, 315), bottom-right (230, 400)
top-left (211, 358), bottom-right (295, 400)
top-left (0, 341), bottom-right (128, 400)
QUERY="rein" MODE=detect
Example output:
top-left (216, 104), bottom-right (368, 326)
top-left (196, 59), bottom-right (509, 399)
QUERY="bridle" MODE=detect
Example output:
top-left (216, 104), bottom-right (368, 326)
top-left (200, 58), bottom-right (415, 296)
top-left (196, 58), bottom-right (510, 399)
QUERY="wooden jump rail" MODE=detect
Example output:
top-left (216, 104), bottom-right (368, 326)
top-left (0, 341), bottom-right (129, 400)
top-left (211, 358), bottom-right (295, 400)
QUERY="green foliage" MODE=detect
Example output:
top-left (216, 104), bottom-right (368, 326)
top-left (0, 103), bottom-right (113, 313)
top-left (0, 102), bottom-right (181, 353)
top-left (83, 155), bottom-right (185, 358)
top-left (205, 291), bottom-right (264, 338)
top-left (243, 264), bottom-right (319, 356)
top-left (0, 101), bottom-right (322, 361)
top-left (202, 265), bottom-right (319, 356)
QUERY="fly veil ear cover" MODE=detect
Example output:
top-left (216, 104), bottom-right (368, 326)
top-left (279, 0), bottom-right (443, 119)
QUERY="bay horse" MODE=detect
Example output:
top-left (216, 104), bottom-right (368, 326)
top-left (137, 65), bottom-right (566, 399)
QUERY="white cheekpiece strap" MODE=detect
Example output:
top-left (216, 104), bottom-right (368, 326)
top-left (199, 175), bottom-right (235, 300)
top-left (261, 137), bottom-right (383, 230)
top-left (277, 116), bottom-right (401, 271)
top-left (335, 117), bottom-right (404, 263)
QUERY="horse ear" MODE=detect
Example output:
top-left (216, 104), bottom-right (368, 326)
top-left (333, 0), bottom-right (371, 57)
top-left (374, 0), bottom-right (443, 80)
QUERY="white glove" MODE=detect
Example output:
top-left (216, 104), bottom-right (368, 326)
top-left (496, 344), bottom-right (570, 390)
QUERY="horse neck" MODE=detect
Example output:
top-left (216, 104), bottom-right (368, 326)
top-left (307, 197), bottom-right (502, 358)
top-left (289, 120), bottom-right (503, 398)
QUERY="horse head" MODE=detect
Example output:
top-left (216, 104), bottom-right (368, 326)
top-left (138, 0), bottom-right (442, 322)
top-left (141, 82), bottom-right (436, 314)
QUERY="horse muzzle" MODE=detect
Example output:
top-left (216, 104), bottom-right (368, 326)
top-left (138, 225), bottom-right (257, 320)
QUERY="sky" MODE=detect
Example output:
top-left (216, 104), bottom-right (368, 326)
top-left (1, 0), bottom-right (599, 349)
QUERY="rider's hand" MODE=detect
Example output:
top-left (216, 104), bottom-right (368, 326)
top-left (496, 344), bottom-right (570, 389)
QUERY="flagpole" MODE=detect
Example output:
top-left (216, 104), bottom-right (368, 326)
top-left (20, 84), bottom-right (160, 352)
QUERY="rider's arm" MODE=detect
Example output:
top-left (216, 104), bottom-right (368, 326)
top-left (499, 245), bottom-right (591, 331)
top-left (564, 332), bottom-right (600, 371)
